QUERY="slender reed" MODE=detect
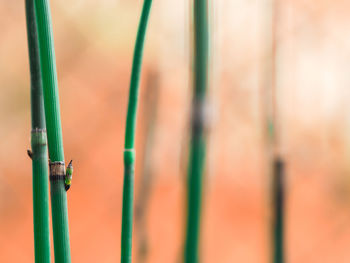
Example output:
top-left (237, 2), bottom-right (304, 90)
top-left (262, 0), bottom-right (285, 261)
top-left (121, 0), bottom-right (153, 262)
top-left (270, 0), bottom-right (285, 260)
top-left (184, 0), bottom-right (209, 262)
top-left (34, 0), bottom-right (71, 262)
top-left (25, 0), bottom-right (51, 262)
top-left (272, 158), bottom-right (284, 263)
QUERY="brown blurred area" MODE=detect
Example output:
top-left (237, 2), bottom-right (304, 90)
top-left (1, 0), bottom-right (350, 262)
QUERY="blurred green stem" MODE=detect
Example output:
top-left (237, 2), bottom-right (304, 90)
top-left (262, 0), bottom-right (285, 260)
top-left (135, 70), bottom-right (159, 263)
top-left (34, 0), bottom-right (71, 262)
top-left (121, 0), bottom-right (153, 262)
top-left (184, 0), bottom-right (209, 262)
top-left (25, 0), bottom-right (51, 262)
top-left (272, 158), bottom-right (285, 263)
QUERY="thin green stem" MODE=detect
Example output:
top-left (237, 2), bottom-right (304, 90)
top-left (121, 0), bottom-right (153, 262)
top-left (263, 0), bottom-right (285, 261)
top-left (25, 0), bottom-right (51, 262)
top-left (273, 158), bottom-right (285, 263)
top-left (26, 0), bottom-right (46, 130)
top-left (34, 0), bottom-right (64, 162)
top-left (124, 0), bottom-right (153, 150)
top-left (184, 0), bottom-right (209, 262)
top-left (34, 0), bottom-right (71, 262)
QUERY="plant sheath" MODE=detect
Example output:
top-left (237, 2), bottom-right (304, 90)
top-left (34, 0), bottom-right (71, 262)
top-left (121, 0), bottom-right (153, 262)
top-left (25, 0), bottom-right (51, 262)
top-left (184, 0), bottom-right (209, 262)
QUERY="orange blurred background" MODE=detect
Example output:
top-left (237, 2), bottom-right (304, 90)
top-left (1, 0), bottom-right (350, 262)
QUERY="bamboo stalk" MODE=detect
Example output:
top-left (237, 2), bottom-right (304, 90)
top-left (25, 0), bottom-right (51, 262)
top-left (34, 0), bottom-right (71, 262)
top-left (121, 0), bottom-right (153, 262)
top-left (184, 0), bottom-right (209, 262)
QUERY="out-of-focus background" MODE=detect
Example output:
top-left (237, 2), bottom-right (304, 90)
top-left (1, 0), bottom-right (350, 262)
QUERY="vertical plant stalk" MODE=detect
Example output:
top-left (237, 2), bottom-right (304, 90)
top-left (270, 0), bottom-right (285, 261)
top-left (184, 0), bottom-right (209, 262)
top-left (272, 158), bottom-right (284, 263)
top-left (34, 0), bottom-right (71, 262)
top-left (25, 0), bottom-right (51, 262)
top-left (272, 156), bottom-right (285, 263)
top-left (121, 0), bottom-right (153, 262)
top-left (135, 70), bottom-right (159, 263)
top-left (262, 0), bottom-right (285, 261)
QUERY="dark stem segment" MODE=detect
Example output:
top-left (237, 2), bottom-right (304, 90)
top-left (184, 0), bottom-right (209, 262)
top-left (267, 0), bottom-right (285, 261)
top-left (121, 0), bottom-right (153, 262)
top-left (121, 151), bottom-right (135, 263)
top-left (272, 157), bottom-right (285, 263)
top-left (34, 0), bottom-right (71, 262)
top-left (49, 162), bottom-right (70, 263)
top-left (25, 0), bottom-right (51, 261)
top-left (184, 128), bottom-right (206, 263)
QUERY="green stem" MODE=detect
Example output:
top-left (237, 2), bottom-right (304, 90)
top-left (264, 0), bottom-right (285, 261)
top-left (184, 0), bottom-right (209, 262)
top-left (34, 0), bottom-right (71, 262)
top-left (121, 0), bottom-right (153, 262)
top-left (273, 158), bottom-right (285, 263)
top-left (25, 1), bottom-right (51, 261)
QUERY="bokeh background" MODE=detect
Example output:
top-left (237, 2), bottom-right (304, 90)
top-left (1, 0), bottom-right (350, 262)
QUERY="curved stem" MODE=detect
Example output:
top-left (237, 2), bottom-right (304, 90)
top-left (121, 1), bottom-right (153, 262)
top-left (124, 0), bottom-right (153, 150)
